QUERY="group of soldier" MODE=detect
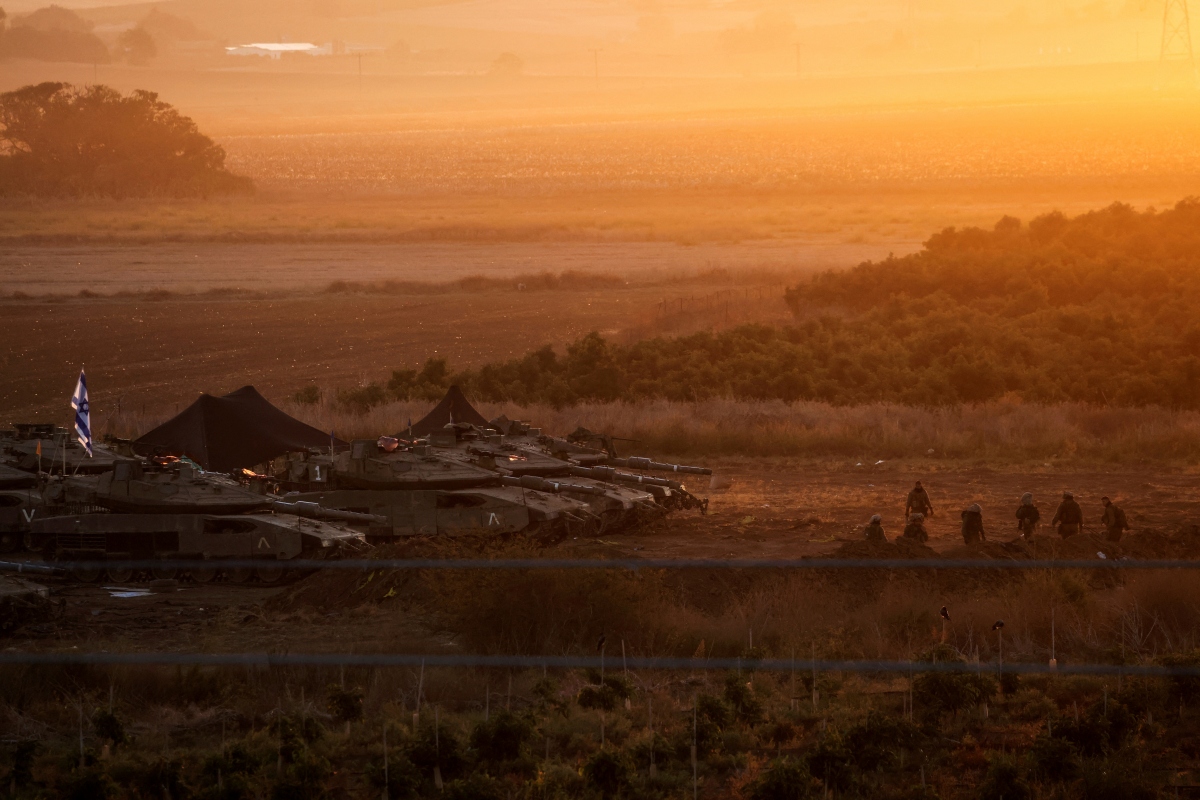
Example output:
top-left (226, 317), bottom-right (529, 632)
top-left (862, 480), bottom-right (1131, 546)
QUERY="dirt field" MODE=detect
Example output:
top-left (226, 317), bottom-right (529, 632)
top-left (12, 459), bottom-right (1200, 657)
top-left (0, 276), bottom-right (804, 423)
top-left (0, 240), bottom-right (899, 296)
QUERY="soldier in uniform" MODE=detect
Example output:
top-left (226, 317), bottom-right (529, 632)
top-left (1015, 492), bottom-right (1040, 539)
top-left (864, 514), bottom-right (887, 543)
top-left (1051, 491), bottom-right (1083, 538)
top-left (961, 503), bottom-right (985, 545)
top-left (902, 513), bottom-right (928, 543)
top-left (906, 481), bottom-right (934, 518)
top-left (1101, 496), bottom-right (1130, 542)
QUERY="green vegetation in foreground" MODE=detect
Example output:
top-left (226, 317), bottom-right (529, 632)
top-left (9, 553), bottom-right (1200, 799)
top-left (335, 200), bottom-right (1200, 411)
top-left (1, 662), bottom-right (1184, 800)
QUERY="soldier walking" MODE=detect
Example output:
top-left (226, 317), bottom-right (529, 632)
top-left (906, 481), bottom-right (934, 518)
top-left (1051, 491), bottom-right (1083, 538)
top-left (902, 513), bottom-right (929, 543)
top-left (1101, 496), bottom-right (1130, 542)
top-left (1015, 492), bottom-right (1040, 539)
top-left (961, 503), bottom-right (985, 545)
top-left (864, 514), bottom-right (887, 543)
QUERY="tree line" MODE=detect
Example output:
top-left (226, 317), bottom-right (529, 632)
top-left (331, 200), bottom-right (1200, 411)
top-left (0, 5), bottom-right (157, 65)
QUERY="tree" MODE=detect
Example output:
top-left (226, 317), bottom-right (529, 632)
top-left (0, 82), bottom-right (252, 196)
top-left (115, 26), bottom-right (156, 65)
top-left (490, 52), bottom-right (523, 76)
top-left (0, 5), bottom-right (110, 63)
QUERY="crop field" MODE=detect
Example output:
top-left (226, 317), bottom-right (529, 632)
top-left (0, 273), bottom-right (803, 424)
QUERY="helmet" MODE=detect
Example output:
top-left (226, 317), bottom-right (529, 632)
top-left (1063, 491), bottom-right (1073, 499)
top-left (968, 503), bottom-right (982, 514)
top-left (1020, 492), bottom-right (1033, 506)
top-left (909, 513), bottom-right (925, 523)
top-left (869, 514), bottom-right (882, 524)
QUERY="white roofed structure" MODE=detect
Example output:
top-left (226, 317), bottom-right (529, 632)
top-left (225, 42), bottom-right (331, 58)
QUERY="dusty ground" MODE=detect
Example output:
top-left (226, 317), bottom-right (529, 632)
top-left (8, 459), bottom-right (1199, 656)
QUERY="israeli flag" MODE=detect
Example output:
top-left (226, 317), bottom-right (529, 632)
top-left (71, 369), bottom-right (93, 457)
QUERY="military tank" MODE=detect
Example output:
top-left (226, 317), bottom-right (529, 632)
top-left (439, 419), bottom-right (710, 516)
top-left (0, 483), bottom-right (40, 554)
top-left (1, 424), bottom-right (121, 475)
top-left (24, 459), bottom-right (371, 584)
top-left (280, 440), bottom-right (603, 543)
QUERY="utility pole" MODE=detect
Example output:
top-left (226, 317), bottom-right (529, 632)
top-left (1160, 0), bottom-right (1197, 87)
top-left (589, 48), bottom-right (600, 79)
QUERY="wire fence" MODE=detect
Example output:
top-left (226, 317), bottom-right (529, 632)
top-left (0, 652), bottom-right (1198, 678)
top-left (6, 555), bottom-right (1200, 673)
top-left (3, 556), bottom-right (1195, 573)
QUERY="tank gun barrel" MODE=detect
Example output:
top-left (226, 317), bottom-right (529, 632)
top-left (0, 560), bottom-right (64, 576)
top-left (604, 457), bottom-right (711, 475)
top-left (567, 465), bottom-right (684, 491)
top-left (270, 500), bottom-right (386, 525)
top-left (499, 475), bottom-right (607, 496)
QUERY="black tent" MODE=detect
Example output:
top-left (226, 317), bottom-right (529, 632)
top-left (403, 385), bottom-right (490, 438)
top-left (134, 386), bottom-right (342, 471)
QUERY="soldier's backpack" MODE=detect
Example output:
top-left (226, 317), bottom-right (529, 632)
top-left (1114, 506), bottom-right (1129, 530)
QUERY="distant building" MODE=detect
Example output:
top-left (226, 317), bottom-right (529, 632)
top-left (225, 42), bottom-right (332, 58)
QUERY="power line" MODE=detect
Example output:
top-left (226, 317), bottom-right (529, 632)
top-left (0, 651), bottom-right (1193, 677)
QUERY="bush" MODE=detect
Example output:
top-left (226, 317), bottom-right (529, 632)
top-left (1159, 650), bottom-right (1200, 702)
top-left (1029, 734), bottom-right (1079, 783)
top-left (978, 754), bottom-right (1030, 800)
top-left (1078, 761), bottom-right (1157, 800)
top-left (365, 751), bottom-right (422, 800)
top-left (270, 752), bottom-right (331, 800)
top-left (10, 740), bottom-right (39, 788)
top-left (326, 684), bottom-right (363, 725)
top-left (470, 710), bottom-right (533, 763)
top-left (291, 386), bottom-right (321, 405)
top-left (583, 748), bottom-right (632, 798)
top-left (723, 673), bottom-right (764, 725)
top-left (845, 712), bottom-right (920, 771)
top-left (407, 721), bottom-right (466, 782)
top-left (64, 769), bottom-right (117, 800)
top-left (912, 645), bottom-right (995, 719)
top-left (748, 758), bottom-right (815, 800)
top-left (806, 733), bottom-right (854, 792)
top-left (1053, 701), bottom-right (1136, 756)
top-left (92, 709), bottom-right (126, 746)
top-left (578, 674), bottom-right (633, 713)
top-left (445, 773), bottom-right (505, 800)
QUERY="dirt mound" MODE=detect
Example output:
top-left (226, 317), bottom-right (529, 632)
top-left (1019, 528), bottom-right (1200, 562)
top-left (830, 537), bottom-right (940, 560)
top-left (269, 536), bottom-right (518, 612)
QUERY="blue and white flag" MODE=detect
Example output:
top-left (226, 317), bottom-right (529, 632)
top-left (71, 369), bottom-right (92, 457)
